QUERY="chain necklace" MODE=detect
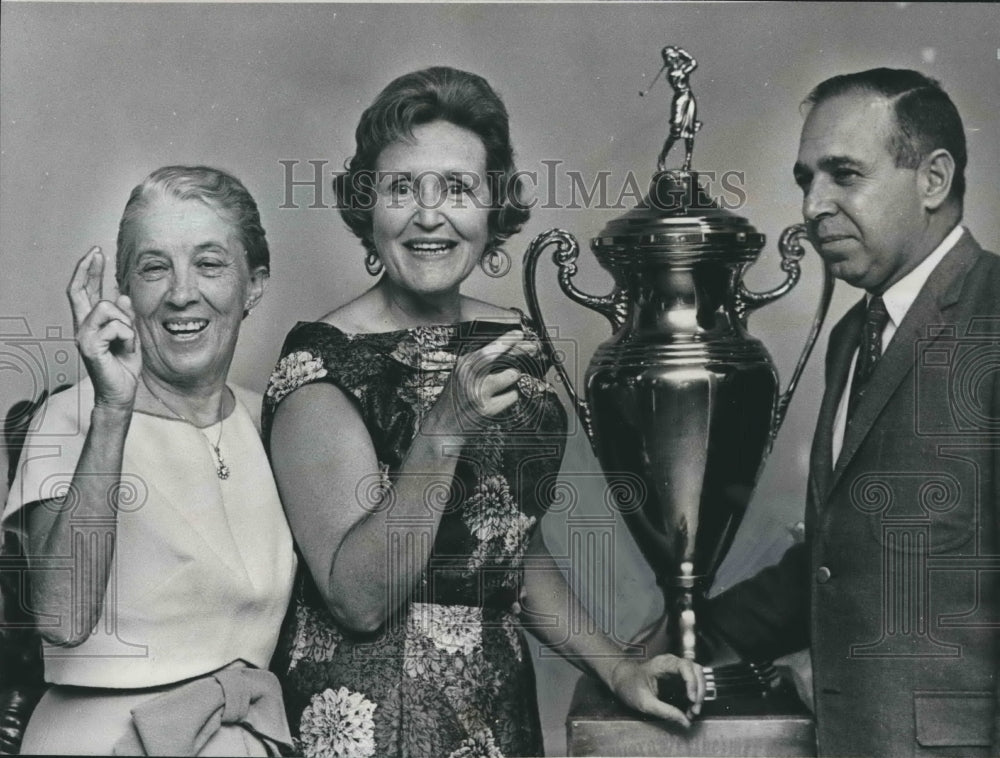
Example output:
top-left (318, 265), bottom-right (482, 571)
top-left (141, 376), bottom-right (231, 480)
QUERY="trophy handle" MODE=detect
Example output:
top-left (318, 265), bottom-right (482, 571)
top-left (522, 229), bottom-right (626, 448)
top-left (734, 223), bottom-right (835, 437)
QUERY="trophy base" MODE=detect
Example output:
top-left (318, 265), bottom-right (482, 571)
top-left (567, 667), bottom-right (815, 757)
top-left (631, 610), bottom-right (779, 699)
top-left (662, 660), bottom-right (782, 702)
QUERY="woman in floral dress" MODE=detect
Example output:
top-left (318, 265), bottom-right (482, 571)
top-left (263, 67), bottom-right (705, 758)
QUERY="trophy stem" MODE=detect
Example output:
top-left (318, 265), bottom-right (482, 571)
top-left (635, 565), bottom-right (781, 702)
top-left (631, 567), bottom-right (712, 662)
top-left (669, 561), bottom-right (699, 661)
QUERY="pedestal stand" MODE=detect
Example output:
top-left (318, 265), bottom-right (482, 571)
top-left (566, 667), bottom-right (815, 757)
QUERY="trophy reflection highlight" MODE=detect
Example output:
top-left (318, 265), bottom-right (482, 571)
top-left (523, 47), bottom-right (833, 700)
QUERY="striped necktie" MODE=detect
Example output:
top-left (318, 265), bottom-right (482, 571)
top-left (847, 295), bottom-right (890, 422)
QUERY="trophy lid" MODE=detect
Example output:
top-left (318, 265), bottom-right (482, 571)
top-left (592, 46), bottom-right (765, 264)
top-left (591, 171), bottom-right (765, 263)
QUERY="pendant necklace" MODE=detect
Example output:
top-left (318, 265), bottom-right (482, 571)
top-left (141, 376), bottom-right (231, 480)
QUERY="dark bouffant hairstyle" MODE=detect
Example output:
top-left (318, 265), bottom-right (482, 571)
top-left (334, 67), bottom-right (531, 256)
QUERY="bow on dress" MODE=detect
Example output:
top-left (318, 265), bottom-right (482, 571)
top-left (113, 667), bottom-right (293, 756)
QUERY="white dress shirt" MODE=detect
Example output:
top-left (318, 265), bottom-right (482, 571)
top-left (831, 224), bottom-right (965, 463)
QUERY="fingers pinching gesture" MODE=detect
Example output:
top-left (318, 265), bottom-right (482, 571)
top-left (610, 654), bottom-right (707, 728)
top-left (449, 329), bottom-right (536, 421)
top-left (67, 247), bottom-right (142, 410)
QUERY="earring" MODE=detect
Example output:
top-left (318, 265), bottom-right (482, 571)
top-left (364, 250), bottom-right (383, 277)
top-left (480, 246), bottom-right (511, 278)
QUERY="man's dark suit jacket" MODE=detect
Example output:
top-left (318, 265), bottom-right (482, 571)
top-left (711, 230), bottom-right (999, 757)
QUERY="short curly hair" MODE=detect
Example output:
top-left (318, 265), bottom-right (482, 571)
top-left (334, 67), bottom-right (531, 257)
top-left (116, 165), bottom-right (270, 294)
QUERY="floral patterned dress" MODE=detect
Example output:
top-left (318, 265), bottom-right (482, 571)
top-left (262, 316), bottom-right (568, 758)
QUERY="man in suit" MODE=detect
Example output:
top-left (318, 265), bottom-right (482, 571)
top-left (709, 68), bottom-right (999, 756)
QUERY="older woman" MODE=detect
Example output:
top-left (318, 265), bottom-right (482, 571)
top-left (264, 67), bottom-right (705, 758)
top-left (2, 166), bottom-right (296, 755)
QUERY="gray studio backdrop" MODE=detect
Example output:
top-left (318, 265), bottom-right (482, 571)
top-left (2, 3), bottom-right (998, 754)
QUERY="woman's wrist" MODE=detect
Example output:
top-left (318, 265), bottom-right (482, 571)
top-left (587, 650), bottom-right (640, 694)
top-left (90, 402), bottom-right (134, 429)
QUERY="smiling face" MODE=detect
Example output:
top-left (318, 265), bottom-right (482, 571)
top-left (371, 120), bottom-right (492, 299)
top-left (793, 92), bottom-right (928, 293)
top-left (123, 194), bottom-right (268, 390)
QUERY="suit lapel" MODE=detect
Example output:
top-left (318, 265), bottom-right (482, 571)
top-left (810, 298), bottom-right (864, 504)
top-left (829, 232), bottom-right (981, 491)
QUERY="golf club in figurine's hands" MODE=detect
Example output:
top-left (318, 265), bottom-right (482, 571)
top-left (523, 46), bottom-right (833, 701)
top-left (639, 45), bottom-right (703, 172)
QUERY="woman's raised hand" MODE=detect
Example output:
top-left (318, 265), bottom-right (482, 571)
top-left (448, 329), bottom-right (536, 421)
top-left (67, 246), bottom-right (142, 410)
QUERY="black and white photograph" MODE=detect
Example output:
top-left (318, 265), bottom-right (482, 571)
top-left (1, 2), bottom-right (998, 756)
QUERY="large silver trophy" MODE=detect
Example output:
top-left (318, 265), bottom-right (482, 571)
top-left (523, 47), bottom-right (833, 700)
